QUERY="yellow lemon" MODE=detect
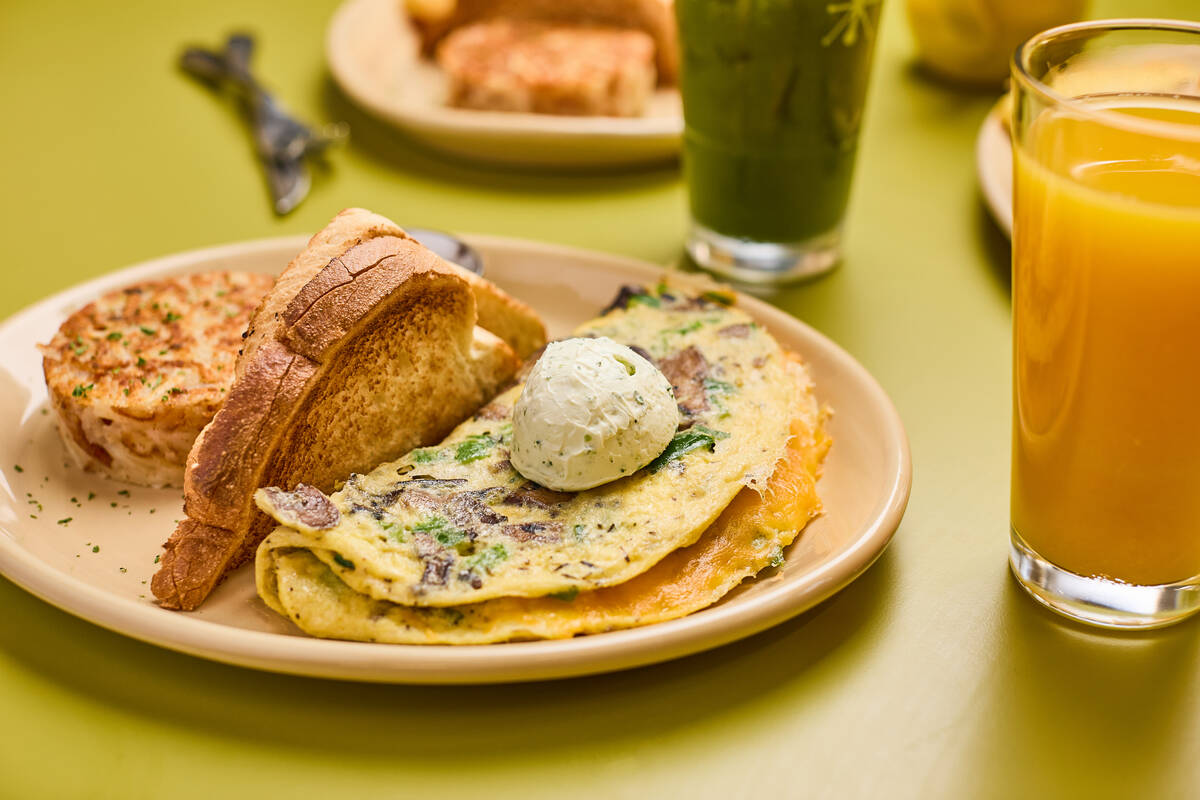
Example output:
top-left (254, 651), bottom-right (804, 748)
top-left (907, 0), bottom-right (1088, 86)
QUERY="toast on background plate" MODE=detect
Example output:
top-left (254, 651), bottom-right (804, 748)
top-left (151, 208), bottom-right (547, 611)
top-left (406, 0), bottom-right (679, 85)
top-left (438, 20), bottom-right (658, 117)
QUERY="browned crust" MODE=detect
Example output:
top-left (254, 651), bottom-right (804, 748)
top-left (410, 0), bottom-right (679, 84)
top-left (151, 520), bottom-right (241, 611)
top-left (281, 236), bottom-right (446, 361)
top-left (152, 211), bottom-right (537, 611)
top-left (181, 339), bottom-right (319, 531)
top-left (268, 209), bottom-right (545, 360)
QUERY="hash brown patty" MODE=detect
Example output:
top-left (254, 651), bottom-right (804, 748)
top-left (40, 271), bottom-right (274, 488)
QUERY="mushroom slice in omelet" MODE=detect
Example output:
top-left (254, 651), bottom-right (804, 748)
top-left (255, 285), bottom-right (796, 611)
top-left (256, 354), bottom-right (828, 643)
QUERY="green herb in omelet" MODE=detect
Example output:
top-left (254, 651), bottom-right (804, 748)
top-left (332, 553), bottom-right (355, 570)
top-left (666, 320), bottom-right (704, 337)
top-left (431, 607), bottom-right (465, 625)
top-left (703, 378), bottom-right (736, 396)
top-left (701, 289), bottom-right (735, 306)
top-left (380, 521), bottom-right (406, 543)
top-left (413, 516), bottom-right (470, 553)
top-left (628, 292), bottom-right (662, 308)
top-left (455, 432), bottom-right (499, 463)
top-left (549, 586), bottom-right (580, 602)
top-left (703, 378), bottom-right (738, 418)
top-left (647, 426), bottom-right (730, 473)
top-left (411, 448), bottom-right (440, 464)
top-left (462, 544), bottom-right (508, 573)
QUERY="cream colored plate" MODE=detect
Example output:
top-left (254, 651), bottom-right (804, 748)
top-left (326, 0), bottom-right (683, 167)
top-left (0, 236), bottom-right (910, 684)
top-left (976, 96), bottom-right (1013, 237)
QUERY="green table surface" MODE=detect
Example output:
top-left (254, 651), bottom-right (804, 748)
top-left (2, 1), bottom-right (1198, 797)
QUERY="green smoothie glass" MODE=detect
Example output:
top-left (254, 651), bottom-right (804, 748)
top-left (677, 0), bottom-right (884, 283)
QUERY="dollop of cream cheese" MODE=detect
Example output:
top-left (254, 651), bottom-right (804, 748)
top-left (511, 337), bottom-right (678, 491)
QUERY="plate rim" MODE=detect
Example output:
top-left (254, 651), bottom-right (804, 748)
top-left (0, 234), bottom-right (911, 684)
top-left (324, 0), bottom-right (683, 155)
top-left (976, 98), bottom-right (1013, 237)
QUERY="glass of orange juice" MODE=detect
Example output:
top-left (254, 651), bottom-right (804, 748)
top-left (1010, 19), bottom-right (1200, 629)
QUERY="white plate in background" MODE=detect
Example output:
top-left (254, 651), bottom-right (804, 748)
top-left (326, 0), bottom-right (683, 167)
top-left (976, 96), bottom-right (1013, 236)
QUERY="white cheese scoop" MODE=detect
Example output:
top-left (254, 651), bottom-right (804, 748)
top-left (511, 337), bottom-right (678, 491)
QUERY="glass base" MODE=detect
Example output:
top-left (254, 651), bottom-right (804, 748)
top-left (684, 222), bottom-right (841, 286)
top-left (1009, 528), bottom-right (1200, 630)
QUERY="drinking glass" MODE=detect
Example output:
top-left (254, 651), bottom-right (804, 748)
top-left (1010, 19), bottom-right (1200, 628)
top-left (675, 0), bottom-right (884, 285)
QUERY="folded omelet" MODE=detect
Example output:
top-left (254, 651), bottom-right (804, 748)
top-left (257, 355), bottom-right (827, 643)
top-left (255, 285), bottom-right (828, 643)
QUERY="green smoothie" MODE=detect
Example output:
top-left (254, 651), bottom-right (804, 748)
top-left (677, 0), bottom-right (883, 245)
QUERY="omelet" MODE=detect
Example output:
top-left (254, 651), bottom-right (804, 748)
top-left (255, 354), bottom-right (827, 643)
top-left (255, 285), bottom-right (796, 610)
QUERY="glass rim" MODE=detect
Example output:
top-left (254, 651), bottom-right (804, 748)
top-left (1012, 18), bottom-right (1200, 141)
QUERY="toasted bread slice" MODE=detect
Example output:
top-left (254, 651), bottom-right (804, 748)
top-left (151, 209), bottom-right (546, 610)
top-left (407, 0), bottom-right (679, 85)
top-left (438, 20), bottom-right (657, 117)
top-left (39, 271), bottom-right (274, 488)
top-left (239, 208), bottom-right (545, 368)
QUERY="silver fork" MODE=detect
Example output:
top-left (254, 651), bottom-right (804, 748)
top-left (180, 33), bottom-right (348, 214)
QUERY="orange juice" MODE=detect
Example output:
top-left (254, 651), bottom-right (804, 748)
top-left (1012, 96), bottom-right (1200, 585)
